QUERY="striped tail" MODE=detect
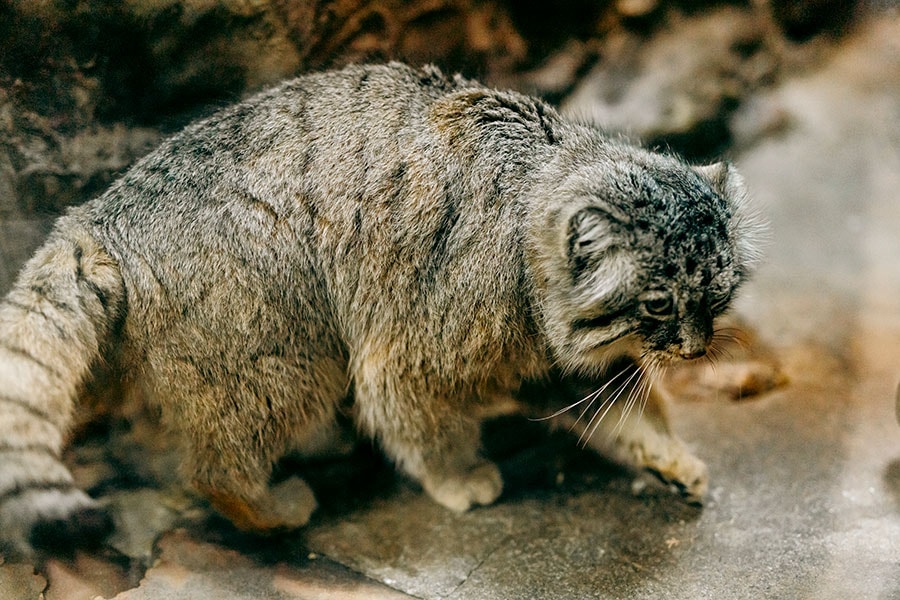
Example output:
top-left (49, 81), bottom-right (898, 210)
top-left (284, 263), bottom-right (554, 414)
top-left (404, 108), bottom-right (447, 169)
top-left (0, 215), bottom-right (124, 557)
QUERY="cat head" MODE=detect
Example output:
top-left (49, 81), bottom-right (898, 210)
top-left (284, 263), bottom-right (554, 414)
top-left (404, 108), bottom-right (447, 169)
top-left (530, 137), bottom-right (765, 375)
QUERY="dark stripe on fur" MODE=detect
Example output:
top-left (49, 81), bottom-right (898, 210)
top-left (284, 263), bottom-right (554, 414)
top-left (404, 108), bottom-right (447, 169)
top-left (0, 394), bottom-right (55, 423)
top-left (28, 284), bottom-right (77, 315)
top-left (572, 306), bottom-right (634, 331)
top-left (83, 278), bottom-right (110, 310)
top-left (74, 244), bottom-right (112, 310)
top-left (355, 70), bottom-right (370, 94)
top-left (0, 341), bottom-right (64, 380)
top-left (4, 300), bottom-right (71, 340)
top-left (0, 480), bottom-right (76, 507)
top-left (74, 244), bottom-right (84, 277)
top-left (535, 102), bottom-right (558, 145)
top-left (0, 443), bottom-right (59, 458)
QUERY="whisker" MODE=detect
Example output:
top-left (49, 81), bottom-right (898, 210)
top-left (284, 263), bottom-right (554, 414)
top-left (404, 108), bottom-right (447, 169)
top-left (578, 392), bottom-right (615, 447)
top-left (531, 362), bottom-right (633, 424)
top-left (706, 345), bottom-right (724, 365)
top-left (712, 326), bottom-right (750, 349)
top-left (611, 364), bottom-right (651, 439)
top-left (708, 341), bottom-right (735, 362)
top-left (582, 365), bottom-right (642, 446)
top-left (635, 360), bottom-right (658, 425)
top-left (638, 356), bottom-right (669, 424)
top-left (533, 365), bottom-right (632, 438)
top-left (579, 377), bottom-right (626, 447)
top-left (610, 384), bottom-right (637, 439)
top-left (701, 344), bottom-right (725, 403)
top-left (569, 387), bottom-right (604, 429)
top-left (712, 333), bottom-right (742, 343)
top-left (530, 385), bottom-right (602, 422)
top-left (569, 368), bottom-right (627, 431)
top-left (578, 392), bottom-right (616, 447)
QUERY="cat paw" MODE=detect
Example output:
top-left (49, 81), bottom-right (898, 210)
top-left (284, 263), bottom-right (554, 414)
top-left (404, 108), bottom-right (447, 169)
top-left (268, 476), bottom-right (318, 529)
top-left (424, 461), bottom-right (504, 512)
top-left (645, 451), bottom-right (709, 504)
top-left (201, 476), bottom-right (317, 532)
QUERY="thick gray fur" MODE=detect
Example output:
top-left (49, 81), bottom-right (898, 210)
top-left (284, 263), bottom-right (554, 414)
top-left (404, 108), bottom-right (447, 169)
top-left (0, 62), bottom-right (763, 556)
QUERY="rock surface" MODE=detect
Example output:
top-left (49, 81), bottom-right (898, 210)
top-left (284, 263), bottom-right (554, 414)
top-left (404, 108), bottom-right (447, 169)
top-left (109, 529), bottom-right (416, 600)
top-left (561, 5), bottom-right (778, 160)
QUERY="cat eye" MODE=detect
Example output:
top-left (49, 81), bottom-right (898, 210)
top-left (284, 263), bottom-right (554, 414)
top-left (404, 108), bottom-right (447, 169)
top-left (642, 295), bottom-right (674, 317)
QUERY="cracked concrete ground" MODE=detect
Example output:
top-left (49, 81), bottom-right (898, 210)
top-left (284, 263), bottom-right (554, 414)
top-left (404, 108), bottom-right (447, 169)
top-left (1, 9), bottom-right (899, 600)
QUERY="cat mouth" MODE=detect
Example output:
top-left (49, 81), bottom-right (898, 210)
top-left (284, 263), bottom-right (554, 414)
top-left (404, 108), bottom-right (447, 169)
top-left (642, 346), bottom-right (709, 365)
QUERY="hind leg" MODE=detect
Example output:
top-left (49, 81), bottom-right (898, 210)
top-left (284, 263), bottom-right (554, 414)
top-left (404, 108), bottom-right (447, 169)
top-left (155, 358), bottom-right (345, 532)
top-left (186, 411), bottom-right (318, 532)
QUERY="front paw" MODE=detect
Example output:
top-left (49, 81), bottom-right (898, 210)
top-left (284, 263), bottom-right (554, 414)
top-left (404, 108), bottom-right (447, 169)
top-left (423, 461), bottom-right (503, 512)
top-left (644, 449), bottom-right (709, 504)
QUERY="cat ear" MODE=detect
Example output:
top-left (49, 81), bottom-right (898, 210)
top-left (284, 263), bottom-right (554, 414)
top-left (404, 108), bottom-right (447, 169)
top-left (564, 206), bottom-right (636, 307)
top-left (567, 207), bottom-right (616, 257)
top-left (692, 162), bottom-right (731, 191)
top-left (694, 162), bottom-right (767, 272)
top-left (566, 207), bottom-right (621, 280)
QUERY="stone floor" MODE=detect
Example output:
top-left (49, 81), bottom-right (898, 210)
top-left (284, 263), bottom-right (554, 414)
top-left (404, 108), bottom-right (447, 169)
top-left (2, 8), bottom-right (900, 600)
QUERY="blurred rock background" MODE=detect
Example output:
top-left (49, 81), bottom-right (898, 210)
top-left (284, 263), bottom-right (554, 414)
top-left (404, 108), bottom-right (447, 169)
top-left (0, 0), bottom-right (867, 281)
